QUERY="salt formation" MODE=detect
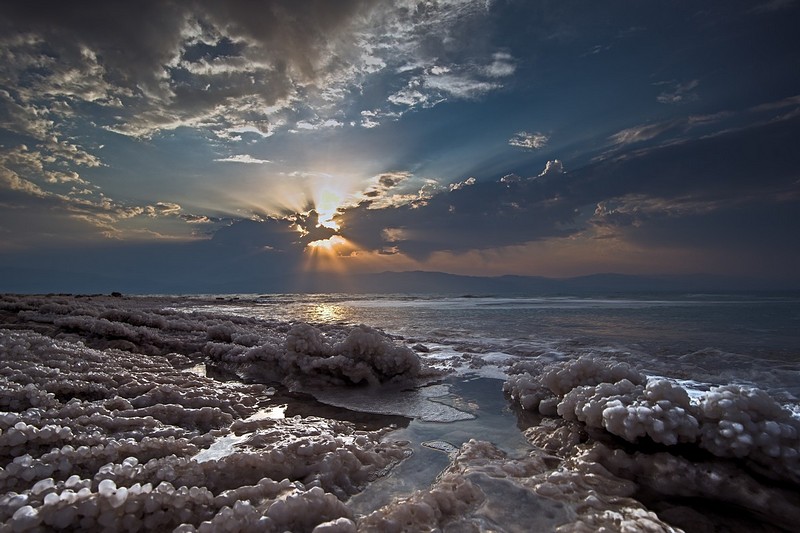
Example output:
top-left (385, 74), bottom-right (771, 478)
top-left (209, 323), bottom-right (423, 388)
top-left (0, 295), bottom-right (418, 532)
top-left (1, 294), bottom-right (427, 391)
top-left (505, 355), bottom-right (800, 530)
top-left (359, 438), bottom-right (679, 532)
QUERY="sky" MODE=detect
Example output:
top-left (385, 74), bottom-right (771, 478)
top-left (1, 0), bottom-right (799, 292)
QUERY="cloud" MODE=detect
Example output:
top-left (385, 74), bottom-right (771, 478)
top-left (590, 194), bottom-right (725, 232)
top-left (0, 216), bottom-right (330, 292)
top-left (656, 79), bottom-right (699, 105)
top-left (500, 173), bottom-right (522, 185)
top-left (354, 1), bottom-right (514, 121)
top-left (449, 177), bottom-right (476, 191)
top-left (180, 214), bottom-right (212, 224)
top-left (378, 172), bottom-right (410, 188)
top-left (509, 131), bottom-right (549, 150)
top-left (381, 227), bottom-right (409, 243)
top-left (0, 142), bottom-right (214, 247)
top-left (145, 202), bottom-right (182, 217)
top-left (0, 0), bottom-right (510, 148)
top-left (538, 159), bottom-right (565, 177)
top-left (293, 119), bottom-right (344, 132)
top-left (423, 75), bottom-right (501, 100)
top-left (484, 52), bottom-right (516, 78)
top-left (335, 169), bottom-right (580, 258)
top-left (604, 94), bottom-right (799, 159)
top-left (214, 154), bottom-right (272, 164)
top-left (355, 171), bottom-right (440, 210)
top-left (750, 94), bottom-right (800, 113)
top-left (0, 0), bottom-right (514, 243)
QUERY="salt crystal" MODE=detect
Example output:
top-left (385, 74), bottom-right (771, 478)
top-left (108, 487), bottom-right (128, 508)
top-left (31, 477), bottom-right (55, 495)
top-left (11, 505), bottom-right (41, 529)
top-left (312, 517), bottom-right (357, 533)
top-left (51, 506), bottom-right (77, 529)
top-left (6, 493), bottom-right (28, 509)
top-left (98, 479), bottom-right (116, 497)
top-left (59, 489), bottom-right (78, 505)
top-left (128, 483), bottom-right (142, 496)
top-left (266, 499), bottom-right (288, 522)
top-left (6, 429), bottom-right (27, 447)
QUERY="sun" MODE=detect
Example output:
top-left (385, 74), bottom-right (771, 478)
top-left (314, 188), bottom-right (344, 230)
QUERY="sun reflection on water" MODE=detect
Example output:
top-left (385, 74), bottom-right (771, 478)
top-left (303, 303), bottom-right (352, 323)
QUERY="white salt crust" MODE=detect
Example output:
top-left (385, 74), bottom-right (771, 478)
top-left (504, 355), bottom-right (800, 531)
top-left (0, 294), bottom-right (422, 532)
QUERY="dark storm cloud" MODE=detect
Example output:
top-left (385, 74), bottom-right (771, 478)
top-left (0, 0), bottom-right (384, 149)
top-left (2, 2), bottom-right (185, 96)
top-left (1, 0), bottom-right (504, 140)
top-left (1, 0), bottom-right (369, 94)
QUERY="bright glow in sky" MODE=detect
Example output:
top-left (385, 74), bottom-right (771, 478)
top-left (1, 0), bottom-right (799, 292)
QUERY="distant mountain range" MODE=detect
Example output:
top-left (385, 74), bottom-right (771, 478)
top-left (296, 271), bottom-right (798, 295)
top-left (1, 265), bottom-right (797, 295)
